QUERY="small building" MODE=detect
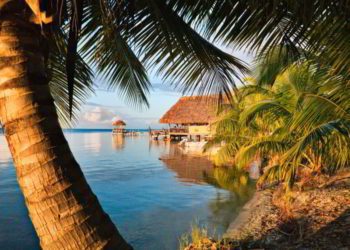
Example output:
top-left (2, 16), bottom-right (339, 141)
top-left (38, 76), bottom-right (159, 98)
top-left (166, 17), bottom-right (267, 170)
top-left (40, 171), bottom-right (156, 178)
top-left (159, 96), bottom-right (217, 141)
top-left (112, 120), bottom-right (126, 135)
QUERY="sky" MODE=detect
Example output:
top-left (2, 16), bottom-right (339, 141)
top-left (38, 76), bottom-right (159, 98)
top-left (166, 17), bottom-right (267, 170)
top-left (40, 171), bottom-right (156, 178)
top-left (76, 49), bottom-right (253, 129)
top-left (76, 81), bottom-right (182, 129)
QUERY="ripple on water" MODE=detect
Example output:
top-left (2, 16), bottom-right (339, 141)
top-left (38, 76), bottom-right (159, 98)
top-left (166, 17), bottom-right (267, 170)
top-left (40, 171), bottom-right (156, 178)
top-left (0, 133), bottom-right (255, 250)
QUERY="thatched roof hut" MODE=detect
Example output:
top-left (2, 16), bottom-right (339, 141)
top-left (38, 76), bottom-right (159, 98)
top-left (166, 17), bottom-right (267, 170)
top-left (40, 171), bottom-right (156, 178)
top-left (159, 96), bottom-right (217, 125)
top-left (113, 120), bottom-right (126, 126)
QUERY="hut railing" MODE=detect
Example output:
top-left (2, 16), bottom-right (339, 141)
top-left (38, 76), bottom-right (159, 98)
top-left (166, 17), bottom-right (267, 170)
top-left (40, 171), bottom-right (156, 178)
top-left (169, 128), bottom-right (189, 133)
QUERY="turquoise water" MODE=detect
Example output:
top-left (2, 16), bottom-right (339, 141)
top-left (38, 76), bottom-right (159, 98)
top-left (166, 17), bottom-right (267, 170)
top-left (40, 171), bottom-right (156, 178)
top-left (0, 131), bottom-right (254, 249)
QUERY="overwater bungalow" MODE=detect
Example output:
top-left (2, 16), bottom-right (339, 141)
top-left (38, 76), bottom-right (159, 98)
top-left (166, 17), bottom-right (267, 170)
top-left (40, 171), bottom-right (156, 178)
top-left (159, 96), bottom-right (217, 141)
top-left (112, 120), bottom-right (126, 135)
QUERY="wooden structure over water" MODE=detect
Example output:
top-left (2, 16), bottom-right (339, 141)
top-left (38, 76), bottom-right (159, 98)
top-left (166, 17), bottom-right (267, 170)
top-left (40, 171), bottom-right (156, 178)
top-left (112, 120), bottom-right (141, 136)
top-left (149, 129), bottom-right (169, 140)
top-left (158, 96), bottom-right (217, 141)
top-left (112, 120), bottom-right (126, 135)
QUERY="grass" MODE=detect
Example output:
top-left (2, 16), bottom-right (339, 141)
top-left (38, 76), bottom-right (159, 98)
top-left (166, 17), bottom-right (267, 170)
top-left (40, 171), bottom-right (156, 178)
top-left (179, 224), bottom-right (209, 250)
top-left (178, 223), bottom-right (236, 250)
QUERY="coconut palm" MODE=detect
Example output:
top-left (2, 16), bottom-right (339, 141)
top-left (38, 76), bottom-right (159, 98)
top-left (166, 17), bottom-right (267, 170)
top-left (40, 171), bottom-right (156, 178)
top-left (241, 62), bottom-right (350, 189)
top-left (202, 1), bottom-right (350, 74)
top-left (209, 57), bottom-right (350, 191)
top-left (0, 1), bottom-right (246, 249)
top-left (1, 1), bottom-right (350, 248)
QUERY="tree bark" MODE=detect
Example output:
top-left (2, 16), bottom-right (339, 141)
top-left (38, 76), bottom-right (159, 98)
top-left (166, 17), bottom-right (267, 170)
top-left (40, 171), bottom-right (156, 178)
top-left (0, 5), bottom-right (132, 250)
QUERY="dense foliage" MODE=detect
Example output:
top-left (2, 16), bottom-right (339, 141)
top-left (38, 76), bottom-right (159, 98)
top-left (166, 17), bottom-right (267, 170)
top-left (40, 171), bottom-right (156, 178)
top-left (21, 0), bottom-right (350, 187)
top-left (19, 1), bottom-right (350, 125)
top-left (207, 52), bottom-right (350, 190)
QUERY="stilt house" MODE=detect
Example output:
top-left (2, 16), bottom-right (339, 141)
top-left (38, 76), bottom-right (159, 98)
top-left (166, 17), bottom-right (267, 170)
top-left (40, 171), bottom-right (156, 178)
top-left (159, 96), bottom-right (217, 141)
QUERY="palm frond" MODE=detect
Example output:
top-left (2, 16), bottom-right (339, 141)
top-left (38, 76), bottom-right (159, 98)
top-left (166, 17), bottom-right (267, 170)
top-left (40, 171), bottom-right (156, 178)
top-left (81, 1), bottom-right (151, 108)
top-left (130, 0), bottom-right (248, 99)
top-left (49, 32), bottom-right (94, 127)
top-left (241, 100), bottom-right (292, 127)
top-left (235, 138), bottom-right (289, 169)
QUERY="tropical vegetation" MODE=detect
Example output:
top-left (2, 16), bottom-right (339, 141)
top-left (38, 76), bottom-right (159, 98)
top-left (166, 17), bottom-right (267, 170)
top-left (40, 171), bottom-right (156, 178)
top-left (207, 51), bottom-right (350, 191)
top-left (1, 0), bottom-right (350, 249)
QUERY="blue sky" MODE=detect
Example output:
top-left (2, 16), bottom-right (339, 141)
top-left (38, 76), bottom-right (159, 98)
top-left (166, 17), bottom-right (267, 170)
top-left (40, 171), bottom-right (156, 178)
top-left (76, 49), bottom-right (253, 129)
top-left (76, 82), bottom-right (182, 129)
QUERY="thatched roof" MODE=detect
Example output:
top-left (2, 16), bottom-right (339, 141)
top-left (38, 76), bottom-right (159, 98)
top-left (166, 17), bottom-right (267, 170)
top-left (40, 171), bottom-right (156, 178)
top-left (159, 96), bottom-right (217, 124)
top-left (113, 120), bottom-right (126, 126)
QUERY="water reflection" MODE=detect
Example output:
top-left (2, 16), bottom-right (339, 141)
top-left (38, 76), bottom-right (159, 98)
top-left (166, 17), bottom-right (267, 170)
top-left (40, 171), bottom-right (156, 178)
top-left (160, 145), bottom-right (255, 234)
top-left (0, 134), bottom-right (255, 250)
top-left (83, 132), bottom-right (102, 153)
top-left (204, 168), bottom-right (255, 200)
top-left (112, 134), bottom-right (125, 150)
top-left (160, 145), bottom-right (255, 197)
top-left (159, 144), bottom-right (256, 193)
top-left (160, 145), bottom-right (214, 184)
top-left (148, 139), bottom-right (171, 154)
top-left (204, 168), bottom-right (255, 230)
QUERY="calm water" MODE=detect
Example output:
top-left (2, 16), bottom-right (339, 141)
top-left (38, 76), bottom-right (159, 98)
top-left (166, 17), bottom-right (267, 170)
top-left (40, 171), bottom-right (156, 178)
top-left (0, 131), bottom-right (254, 250)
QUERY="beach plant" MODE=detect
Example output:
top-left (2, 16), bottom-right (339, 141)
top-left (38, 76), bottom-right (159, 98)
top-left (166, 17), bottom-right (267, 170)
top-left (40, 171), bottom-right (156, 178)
top-left (179, 224), bottom-right (210, 250)
top-left (1, 1), bottom-right (350, 249)
top-left (209, 56), bottom-right (350, 191)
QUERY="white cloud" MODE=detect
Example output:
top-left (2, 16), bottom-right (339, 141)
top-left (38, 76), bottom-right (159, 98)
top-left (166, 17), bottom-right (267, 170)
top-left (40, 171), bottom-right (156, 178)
top-left (77, 102), bottom-right (167, 129)
top-left (79, 106), bottom-right (123, 127)
top-left (83, 107), bottom-right (116, 123)
top-left (111, 116), bottom-right (123, 123)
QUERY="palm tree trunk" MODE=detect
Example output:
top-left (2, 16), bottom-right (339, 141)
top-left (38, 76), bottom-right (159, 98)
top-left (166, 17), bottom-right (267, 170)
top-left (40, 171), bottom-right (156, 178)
top-left (0, 5), bottom-right (132, 250)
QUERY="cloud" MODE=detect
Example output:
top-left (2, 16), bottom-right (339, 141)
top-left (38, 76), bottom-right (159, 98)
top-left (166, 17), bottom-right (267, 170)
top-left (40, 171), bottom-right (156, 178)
top-left (111, 116), bottom-right (123, 122)
top-left (83, 107), bottom-right (116, 124)
top-left (77, 104), bottom-right (163, 129)
top-left (78, 106), bottom-right (125, 128)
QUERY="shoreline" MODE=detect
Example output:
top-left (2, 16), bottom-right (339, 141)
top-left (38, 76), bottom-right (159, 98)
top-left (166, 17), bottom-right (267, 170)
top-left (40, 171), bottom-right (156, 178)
top-left (183, 175), bottom-right (350, 249)
top-left (224, 178), bottom-right (350, 249)
top-left (224, 189), bottom-right (275, 240)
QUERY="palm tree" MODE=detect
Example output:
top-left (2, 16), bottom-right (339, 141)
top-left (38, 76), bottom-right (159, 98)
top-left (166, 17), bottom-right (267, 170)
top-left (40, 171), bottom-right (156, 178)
top-left (241, 62), bottom-right (350, 190)
top-left (0, 3), bottom-right (130, 249)
top-left (1, 1), bottom-right (350, 248)
top-left (0, 1), bottom-right (246, 249)
top-left (209, 56), bottom-right (350, 191)
top-left (201, 1), bottom-right (350, 74)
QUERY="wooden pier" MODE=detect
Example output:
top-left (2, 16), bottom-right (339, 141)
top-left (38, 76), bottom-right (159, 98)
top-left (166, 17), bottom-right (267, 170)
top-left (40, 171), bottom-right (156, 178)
top-left (149, 129), bottom-right (169, 140)
top-left (149, 128), bottom-right (191, 141)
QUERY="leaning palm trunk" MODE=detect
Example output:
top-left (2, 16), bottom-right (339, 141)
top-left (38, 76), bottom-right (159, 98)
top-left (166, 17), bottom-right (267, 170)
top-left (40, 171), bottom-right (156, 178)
top-left (0, 7), bottom-right (131, 250)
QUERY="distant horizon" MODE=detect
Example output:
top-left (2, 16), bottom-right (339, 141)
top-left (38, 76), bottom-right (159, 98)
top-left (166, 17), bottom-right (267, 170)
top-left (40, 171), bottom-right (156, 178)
top-left (0, 128), bottom-right (167, 134)
top-left (64, 128), bottom-right (151, 130)
top-left (63, 127), bottom-right (166, 130)
top-left (76, 48), bottom-right (253, 129)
